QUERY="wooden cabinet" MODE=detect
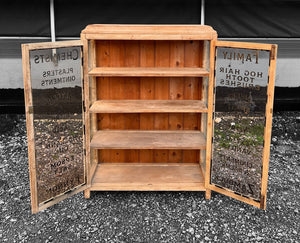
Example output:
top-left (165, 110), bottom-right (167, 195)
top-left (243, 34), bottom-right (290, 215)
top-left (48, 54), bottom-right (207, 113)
top-left (81, 25), bottom-right (216, 199)
top-left (22, 25), bottom-right (277, 213)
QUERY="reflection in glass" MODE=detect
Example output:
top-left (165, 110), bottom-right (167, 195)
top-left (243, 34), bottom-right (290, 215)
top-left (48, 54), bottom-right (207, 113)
top-left (211, 47), bottom-right (270, 200)
top-left (29, 47), bottom-right (85, 204)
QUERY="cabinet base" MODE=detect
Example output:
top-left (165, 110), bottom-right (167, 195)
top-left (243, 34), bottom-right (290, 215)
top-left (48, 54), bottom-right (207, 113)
top-left (88, 163), bottom-right (206, 192)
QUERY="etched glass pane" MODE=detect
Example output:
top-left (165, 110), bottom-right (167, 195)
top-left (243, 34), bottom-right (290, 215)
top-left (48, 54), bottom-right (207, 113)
top-left (211, 47), bottom-right (270, 200)
top-left (29, 46), bottom-right (85, 204)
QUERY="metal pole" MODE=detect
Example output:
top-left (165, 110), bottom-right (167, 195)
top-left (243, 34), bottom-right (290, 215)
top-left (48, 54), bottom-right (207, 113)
top-left (50, 0), bottom-right (56, 42)
top-left (201, 0), bottom-right (205, 25)
top-left (49, 0), bottom-right (57, 65)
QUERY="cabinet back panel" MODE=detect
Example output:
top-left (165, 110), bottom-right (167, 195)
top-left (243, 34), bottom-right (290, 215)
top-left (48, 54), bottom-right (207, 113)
top-left (99, 150), bottom-right (199, 163)
top-left (95, 40), bottom-right (203, 163)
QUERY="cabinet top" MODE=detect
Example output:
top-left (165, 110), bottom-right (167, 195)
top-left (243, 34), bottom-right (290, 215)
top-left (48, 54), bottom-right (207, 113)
top-left (81, 24), bottom-right (217, 40)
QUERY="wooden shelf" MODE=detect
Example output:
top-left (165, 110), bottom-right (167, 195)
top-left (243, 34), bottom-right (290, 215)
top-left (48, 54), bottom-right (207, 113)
top-left (90, 130), bottom-right (206, 149)
top-left (88, 67), bottom-right (209, 77)
top-left (90, 163), bottom-right (205, 191)
top-left (90, 100), bottom-right (208, 113)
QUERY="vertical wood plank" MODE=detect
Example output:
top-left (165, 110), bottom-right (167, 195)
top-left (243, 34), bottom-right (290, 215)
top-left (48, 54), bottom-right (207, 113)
top-left (205, 40), bottom-right (217, 191)
top-left (169, 41), bottom-right (184, 163)
top-left (96, 40), bottom-right (110, 66)
top-left (109, 40), bottom-right (125, 162)
top-left (82, 37), bottom-right (92, 196)
top-left (154, 41), bottom-right (169, 162)
top-left (22, 44), bottom-right (39, 213)
top-left (86, 39), bottom-right (98, 181)
top-left (260, 44), bottom-right (277, 209)
top-left (140, 41), bottom-right (155, 162)
top-left (201, 40), bottom-right (209, 168)
top-left (197, 40), bottom-right (204, 133)
top-left (124, 41), bottom-right (140, 162)
top-left (204, 38), bottom-right (216, 200)
top-left (96, 41), bottom-right (111, 162)
top-left (97, 78), bottom-right (110, 162)
top-left (182, 40), bottom-right (201, 163)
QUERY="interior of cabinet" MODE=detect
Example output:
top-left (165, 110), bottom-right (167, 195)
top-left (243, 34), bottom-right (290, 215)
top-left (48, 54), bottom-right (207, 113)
top-left (94, 40), bottom-right (204, 161)
top-left (85, 37), bottom-right (210, 191)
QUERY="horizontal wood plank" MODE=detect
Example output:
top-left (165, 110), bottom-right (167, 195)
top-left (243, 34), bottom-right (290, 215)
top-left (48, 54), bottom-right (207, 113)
top-left (215, 40), bottom-right (275, 51)
top-left (84, 34), bottom-right (216, 41)
top-left (83, 24), bottom-right (216, 34)
top-left (90, 100), bottom-right (208, 113)
top-left (90, 130), bottom-right (206, 149)
top-left (90, 163), bottom-right (205, 191)
top-left (24, 40), bottom-right (84, 51)
top-left (82, 24), bottom-right (217, 40)
top-left (89, 67), bottom-right (209, 77)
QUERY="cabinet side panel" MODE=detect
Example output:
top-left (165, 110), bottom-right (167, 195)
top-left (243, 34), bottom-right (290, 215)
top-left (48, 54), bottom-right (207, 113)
top-left (200, 40), bottom-right (209, 169)
top-left (140, 41), bottom-right (155, 162)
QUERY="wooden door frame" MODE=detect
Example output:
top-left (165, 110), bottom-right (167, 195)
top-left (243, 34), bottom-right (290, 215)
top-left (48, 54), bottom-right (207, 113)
top-left (22, 40), bottom-right (89, 213)
top-left (205, 40), bottom-right (277, 209)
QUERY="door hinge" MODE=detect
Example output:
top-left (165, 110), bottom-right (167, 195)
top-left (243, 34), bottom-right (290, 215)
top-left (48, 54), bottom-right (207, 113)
top-left (260, 195), bottom-right (266, 209)
top-left (28, 106), bottom-right (34, 114)
top-left (270, 45), bottom-right (276, 60)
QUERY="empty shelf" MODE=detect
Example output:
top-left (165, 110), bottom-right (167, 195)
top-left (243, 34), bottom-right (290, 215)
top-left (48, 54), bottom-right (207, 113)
top-left (90, 163), bottom-right (205, 191)
top-left (88, 67), bottom-right (209, 77)
top-left (90, 130), bottom-right (206, 149)
top-left (90, 100), bottom-right (208, 113)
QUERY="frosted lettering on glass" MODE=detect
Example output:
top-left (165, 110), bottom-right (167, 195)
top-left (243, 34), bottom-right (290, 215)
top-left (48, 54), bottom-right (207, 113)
top-left (29, 47), bottom-right (85, 204)
top-left (211, 47), bottom-right (270, 201)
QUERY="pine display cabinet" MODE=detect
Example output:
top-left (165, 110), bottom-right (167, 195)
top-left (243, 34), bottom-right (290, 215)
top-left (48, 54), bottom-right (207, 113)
top-left (22, 25), bottom-right (277, 213)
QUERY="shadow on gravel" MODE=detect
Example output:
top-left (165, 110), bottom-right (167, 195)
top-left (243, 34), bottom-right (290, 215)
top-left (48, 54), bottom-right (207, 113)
top-left (0, 114), bottom-right (23, 135)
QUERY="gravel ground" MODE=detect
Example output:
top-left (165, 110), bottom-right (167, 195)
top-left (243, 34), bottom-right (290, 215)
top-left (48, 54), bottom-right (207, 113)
top-left (0, 112), bottom-right (299, 242)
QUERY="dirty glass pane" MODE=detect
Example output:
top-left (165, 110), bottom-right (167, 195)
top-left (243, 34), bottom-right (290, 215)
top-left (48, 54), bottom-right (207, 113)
top-left (211, 47), bottom-right (270, 201)
top-left (29, 46), bottom-right (85, 204)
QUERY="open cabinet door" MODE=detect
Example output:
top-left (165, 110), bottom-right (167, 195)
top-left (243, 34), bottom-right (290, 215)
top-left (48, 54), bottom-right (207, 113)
top-left (206, 41), bottom-right (277, 209)
top-left (22, 40), bottom-right (89, 213)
